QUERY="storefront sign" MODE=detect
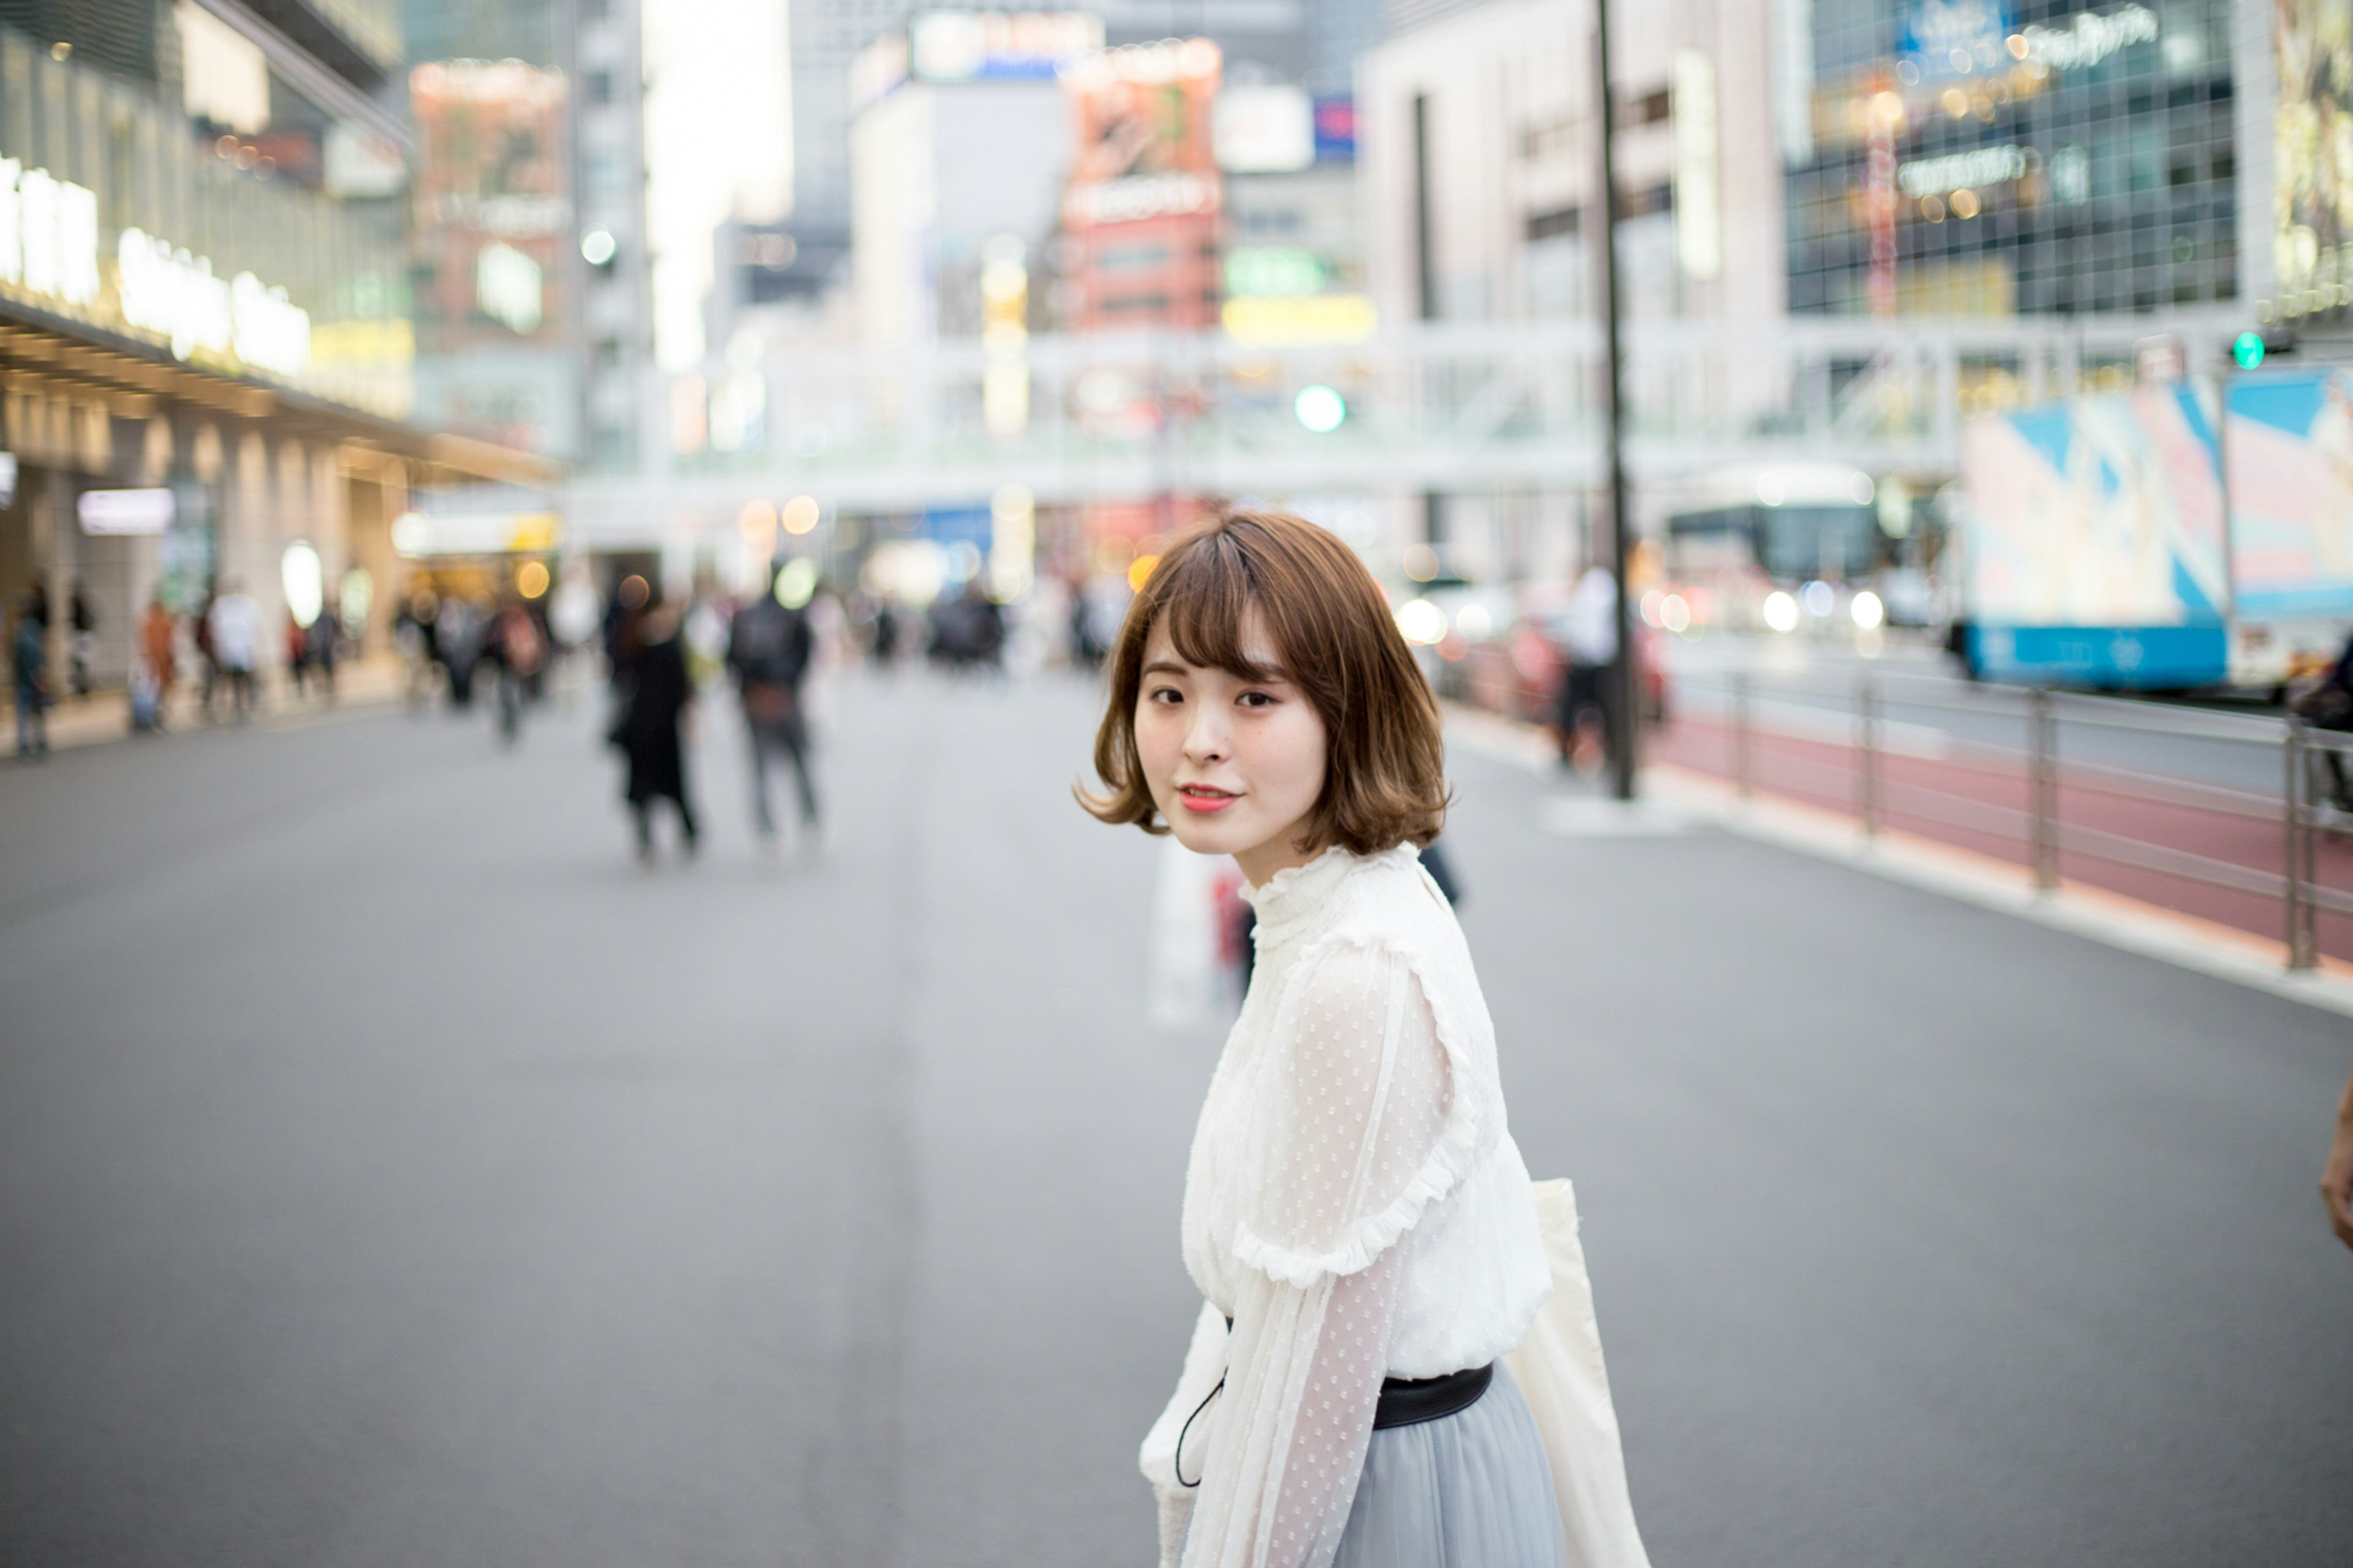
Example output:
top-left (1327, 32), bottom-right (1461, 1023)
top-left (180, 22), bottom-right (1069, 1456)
top-left (390, 510), bottom-right (561, 558)
top-left (0, 159), bottom-right (100, 307)
top-left (116, 228), bottom-right (312, 377)
top-left (78, 488), bottom-right (176, 536)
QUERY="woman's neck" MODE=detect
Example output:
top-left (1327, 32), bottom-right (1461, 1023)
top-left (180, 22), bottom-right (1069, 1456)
top-left (1234, 830), bottom-right (1322, 888)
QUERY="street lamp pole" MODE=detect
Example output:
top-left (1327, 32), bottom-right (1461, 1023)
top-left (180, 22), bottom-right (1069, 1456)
top-left (1591, 0), bottom-right (1637, 800)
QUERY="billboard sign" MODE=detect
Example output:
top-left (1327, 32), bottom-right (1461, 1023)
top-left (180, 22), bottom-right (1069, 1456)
top-left (2275, 0), bottom-right (2353, 317)
top-left (1962, 384), bottom-right (2230, 684)
top-left (2224, 369), bottom-right (2353, 621)
top-left (1060, 39), bottom-right (1221, 230)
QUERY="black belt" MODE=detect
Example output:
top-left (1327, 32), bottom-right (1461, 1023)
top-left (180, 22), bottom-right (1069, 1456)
top-left (1180, 1322), bottom-right (1493, 1487)
top-left (1374, 1362), bottom-right (1493, 1429)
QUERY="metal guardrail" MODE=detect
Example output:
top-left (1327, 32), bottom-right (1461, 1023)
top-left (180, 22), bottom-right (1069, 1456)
top-left (1694, 669), bottom-right (2353, 971)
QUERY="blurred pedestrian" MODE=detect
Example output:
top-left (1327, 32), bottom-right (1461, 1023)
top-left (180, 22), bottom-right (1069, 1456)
top-left (1555, 564), bottom-right (1620, 770)
top-left (1090, 511), bottom-right (1646, 1568)
top-left (67, 581), bottom-right (93, 697)
top-left (930, 578), bottom-right (1004, 672)
top-left (395, 591), bottom-right (438, 711)
top-left (207, 578), bottom-right (261, 722)
top-left (284, 612), bottom-right (313, 697)
top-left (436, 596), bottom-right (482, 708)
top-left (870, 601), bottom-right (899, 671)
top-left (488, 596), bottom-right (543, 745)
top-left (728, 562), bottom-right (820, 850)
top-left (12, 590), bottom-right (49, 755)
top-left (2327, 1061), bottom-right (2353, 1249)
top-left (138, 595), bottom-right (176, 730)
top-left (306, 605), bottom-right (339, 699)
top-left (608, 594), bottom-right (699, 864)
top-left (192, 588), bottom-right (218, 718)
top-left (2293, 626), bottom-right (2353, 810)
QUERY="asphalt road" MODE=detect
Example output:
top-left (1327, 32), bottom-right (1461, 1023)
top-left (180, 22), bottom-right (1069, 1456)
top-left (2, 671), bottom-right (2348, 1567)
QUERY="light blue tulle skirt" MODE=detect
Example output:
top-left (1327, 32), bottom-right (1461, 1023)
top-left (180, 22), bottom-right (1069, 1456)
top-left (1331, 1362), bottom-right (1565, 1568)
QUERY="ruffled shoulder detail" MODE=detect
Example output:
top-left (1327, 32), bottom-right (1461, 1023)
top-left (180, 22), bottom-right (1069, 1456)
top-left (1229, 917), bottom-right (1501, 1289)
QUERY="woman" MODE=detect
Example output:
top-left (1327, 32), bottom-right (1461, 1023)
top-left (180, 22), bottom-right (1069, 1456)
top-left (612, 594), bottom-right (699, 863)
top-left (1085, 512), bottom-right (1596, 1568)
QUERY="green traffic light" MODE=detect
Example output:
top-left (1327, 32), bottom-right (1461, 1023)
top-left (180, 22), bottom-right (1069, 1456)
top-left (2234, 331), bottom-right (2265, 369)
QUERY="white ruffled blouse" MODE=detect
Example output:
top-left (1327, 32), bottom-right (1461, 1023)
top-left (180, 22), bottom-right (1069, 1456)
top-left (1140, 844), bottom-right (1553, 1568)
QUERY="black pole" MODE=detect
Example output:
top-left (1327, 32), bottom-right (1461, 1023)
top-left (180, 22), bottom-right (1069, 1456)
top-left (1591, 0), bottom-right (1637, 800)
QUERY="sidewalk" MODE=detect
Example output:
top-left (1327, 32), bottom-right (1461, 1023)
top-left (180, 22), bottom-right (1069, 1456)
top-left (2, 656), bottom-right (407, 756)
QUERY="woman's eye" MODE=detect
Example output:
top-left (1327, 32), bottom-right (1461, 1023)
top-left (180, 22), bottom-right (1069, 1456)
top-left (1238, 691), bottom-right (1274, 709)
top-left (1148, 686), bottom-right (1183, 705)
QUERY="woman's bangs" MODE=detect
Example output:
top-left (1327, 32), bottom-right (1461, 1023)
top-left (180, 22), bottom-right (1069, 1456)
top-left (1154, 536), bottom-right (1280, 682)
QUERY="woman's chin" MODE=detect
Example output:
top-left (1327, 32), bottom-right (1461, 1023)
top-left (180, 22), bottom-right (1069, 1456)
top-left (1162, 810), bottom-right (1249, 858)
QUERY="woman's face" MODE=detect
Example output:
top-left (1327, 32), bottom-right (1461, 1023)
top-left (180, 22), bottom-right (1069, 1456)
top-left (1135, 612), bottom-right (1328, 885)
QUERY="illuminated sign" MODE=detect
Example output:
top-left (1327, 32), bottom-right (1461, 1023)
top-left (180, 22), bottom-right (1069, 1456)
top-left (1224, 247), bottom-right (1325, 298)
top-left (78, 488), bottom-right (176, 536)
top-left (390, 510), bottom-right (561, 558)
top-left (1897, 143), bottom-right (2028, 197)
top-left (909, 10), bottom-right (1101, 80)
top-left (1221, 294), bottom-right (1377, 346)
top-left (1214, 85), bottom-right (1314, 173)
top-left (1672, 48), bottom-right (1721, 281)
top-left (0, 159), bottom-right (99, 307)
top-left (2023, 5), bottom-right (2158, 70)
top-left (1063, 172), bottom-right (1219, 226)
top-left (1313, 96), bottom-right (1355, 164)
top-left (475, 241), bottom-right (544, 335)
top-left (116, 229), bottom-right (313, 377)
top-left (1900, 0), bottom-right (2010, 81)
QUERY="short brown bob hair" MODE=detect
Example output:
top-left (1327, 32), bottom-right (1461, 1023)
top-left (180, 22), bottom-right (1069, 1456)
top-left (1082, 509), bottom-right (1448, 854)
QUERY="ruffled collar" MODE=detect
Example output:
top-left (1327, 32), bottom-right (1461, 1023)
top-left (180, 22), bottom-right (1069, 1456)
top-left (1241, 842), bottom-right (1417, 944)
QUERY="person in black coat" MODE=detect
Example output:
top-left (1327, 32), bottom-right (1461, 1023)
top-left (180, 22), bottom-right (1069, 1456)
top-left (612, 598), bottom-right (700, 863)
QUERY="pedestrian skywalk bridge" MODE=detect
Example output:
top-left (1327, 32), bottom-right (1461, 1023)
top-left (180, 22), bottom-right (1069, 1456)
top-left (565, 306), bottom-right (2244, 541)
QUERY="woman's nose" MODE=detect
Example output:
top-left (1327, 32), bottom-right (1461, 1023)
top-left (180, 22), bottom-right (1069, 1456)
top-left (1183, 708), bottom-right (1229, 763)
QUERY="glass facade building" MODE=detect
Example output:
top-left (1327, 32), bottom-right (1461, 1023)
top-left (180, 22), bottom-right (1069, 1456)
top-left (1786, 0), bottom-right (2238, 316)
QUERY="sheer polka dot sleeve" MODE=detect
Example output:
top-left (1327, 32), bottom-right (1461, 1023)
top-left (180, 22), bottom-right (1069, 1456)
top-left (1180, 943), bottom-right (1453, 1568)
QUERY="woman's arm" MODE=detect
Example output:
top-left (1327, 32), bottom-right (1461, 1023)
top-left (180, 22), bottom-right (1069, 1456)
top-left (2324, 1060), bottom-right (2353, 1249)
top-left (1141, 1301), bottom-right (1234, 1568)
top-left (1183, 944), bottom-right (1454, 1568)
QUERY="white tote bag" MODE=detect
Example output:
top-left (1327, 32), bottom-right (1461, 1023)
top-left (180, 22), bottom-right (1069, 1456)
top-left (1502, 1178), bottom-right (1653, 1568)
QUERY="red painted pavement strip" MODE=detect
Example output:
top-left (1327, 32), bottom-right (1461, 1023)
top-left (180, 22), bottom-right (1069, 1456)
top-left (1651, 716), bottom-right (2353, 964)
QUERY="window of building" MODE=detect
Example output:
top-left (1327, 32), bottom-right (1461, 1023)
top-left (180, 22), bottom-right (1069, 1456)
top-left (1525, 206), bottom-right (1580, 242)
top-left (1621, 87), bottom-right (1670, 127)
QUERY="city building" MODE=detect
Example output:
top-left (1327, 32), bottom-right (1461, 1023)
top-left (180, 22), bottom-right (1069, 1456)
top-left (1357, 0), bottom-right (1784, 577)
top-left (1056, 37), bottom-right (1226, 334)
top-left (849, 12), bottom-right (1095, 348)
top-left (1784, 0), bottom-right (2240, 320)
top-left (0, 0), bottom-right (542, 690)
top-left (401, 0), bottom-right (652, 472)
top-left (408, 59), bottom-right (578, 457)
top-left (569, 0), bottom-right (653, 472)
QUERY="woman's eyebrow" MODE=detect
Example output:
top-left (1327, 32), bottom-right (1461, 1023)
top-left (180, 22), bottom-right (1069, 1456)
top-left (1141, 659), bottom-right (1194, 677)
